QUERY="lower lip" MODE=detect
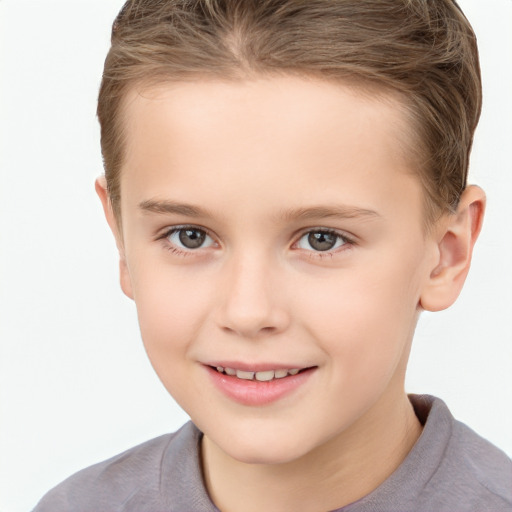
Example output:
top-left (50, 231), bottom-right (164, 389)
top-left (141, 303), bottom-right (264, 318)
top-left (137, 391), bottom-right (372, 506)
top-left (205, 366), bottom-right (315, 406)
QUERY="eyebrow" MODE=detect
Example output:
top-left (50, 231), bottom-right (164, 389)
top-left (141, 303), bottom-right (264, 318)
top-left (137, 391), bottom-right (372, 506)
top-left (277, 205), bottom-right (381, 222)
top-left (138, 199), bottom-right (380, 222)
top-left (139, 199), bottom-right (211, 217)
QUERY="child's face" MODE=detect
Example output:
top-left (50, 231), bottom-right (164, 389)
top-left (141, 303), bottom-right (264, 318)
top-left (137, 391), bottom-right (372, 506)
top-left (113, 76), bottom-right (439, 464)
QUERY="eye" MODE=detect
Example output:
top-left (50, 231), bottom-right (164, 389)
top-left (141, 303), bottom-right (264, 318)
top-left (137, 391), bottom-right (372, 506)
top-left (296, 230), bottom-right (348, 252)
top-left (166, 227), bottom-right (215, 250)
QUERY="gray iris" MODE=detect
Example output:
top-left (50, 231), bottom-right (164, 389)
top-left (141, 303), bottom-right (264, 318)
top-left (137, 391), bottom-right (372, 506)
top-left (308, 232), bottom-right (336, 251)
top-left (179, 229), bottom-right (206, 249)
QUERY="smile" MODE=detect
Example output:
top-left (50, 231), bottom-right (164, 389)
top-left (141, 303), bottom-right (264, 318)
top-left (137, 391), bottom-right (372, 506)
top-left (214, 366), bottom-right (301, 382)
top-left (207, 364), bottom-right (316, 406)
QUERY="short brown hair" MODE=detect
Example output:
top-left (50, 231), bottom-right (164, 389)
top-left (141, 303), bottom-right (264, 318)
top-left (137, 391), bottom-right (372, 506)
top-left (97, 0), bottom-right (481, 224)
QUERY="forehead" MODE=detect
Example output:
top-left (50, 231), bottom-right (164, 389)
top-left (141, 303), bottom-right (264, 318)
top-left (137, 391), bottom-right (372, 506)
top-left (119, 76), bottom-right (423, 226)
top-left (122, 76), bottom-right (409, 157)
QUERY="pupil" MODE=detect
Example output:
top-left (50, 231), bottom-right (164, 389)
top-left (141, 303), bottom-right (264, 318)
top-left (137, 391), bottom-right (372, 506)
top-left (308, 232), bottom-right (336, 251)
top-left (179, 229), bottom-right (206, 249)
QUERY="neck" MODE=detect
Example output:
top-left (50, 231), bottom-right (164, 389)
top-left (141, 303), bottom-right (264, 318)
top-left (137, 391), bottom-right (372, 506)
top-left (201, 391), bottom-right (422, 512)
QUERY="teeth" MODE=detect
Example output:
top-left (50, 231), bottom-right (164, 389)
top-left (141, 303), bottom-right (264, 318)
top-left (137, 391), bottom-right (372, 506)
top-left (214, 366), bottom-right (304, 380)
top-left (255, 370), bottom-right (275, 382)
top-left (236, 370), bottom-right (255, 380)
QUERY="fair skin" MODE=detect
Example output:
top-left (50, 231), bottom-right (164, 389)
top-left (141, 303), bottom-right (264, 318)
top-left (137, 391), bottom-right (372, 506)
top-left (97, 76), bottom-right (485, 512)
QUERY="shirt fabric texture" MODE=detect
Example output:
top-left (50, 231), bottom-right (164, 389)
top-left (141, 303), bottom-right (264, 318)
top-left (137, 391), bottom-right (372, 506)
top-left (33, 395), bottom-right (512, 512)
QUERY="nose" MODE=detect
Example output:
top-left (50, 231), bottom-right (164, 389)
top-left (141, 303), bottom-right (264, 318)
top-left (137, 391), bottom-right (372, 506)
top-left (216, 252), bottom-right (290, 339)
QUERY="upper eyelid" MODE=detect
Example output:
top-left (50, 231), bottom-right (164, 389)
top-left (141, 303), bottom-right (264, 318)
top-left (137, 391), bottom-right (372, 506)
top-left (160, 226), bottom-right (217, 253)
top-left (294, 227), bottom-right (355, 244)
top-left (157, 225), bottom-right (356, 247)
top-left (158, 224), bottom-right (215, 239)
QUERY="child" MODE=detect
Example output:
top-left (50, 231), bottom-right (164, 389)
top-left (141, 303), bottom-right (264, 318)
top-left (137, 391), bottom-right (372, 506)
top-left (34, 0), bottom-right (512, 511)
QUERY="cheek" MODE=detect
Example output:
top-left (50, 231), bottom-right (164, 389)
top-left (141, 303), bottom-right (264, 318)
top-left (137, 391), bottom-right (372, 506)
top-left (295, 257), bottom-right (422, 374)
top-left (130, 269), bottom-right (214, 405)
top-left (129, 262), bottom-right (212, 361)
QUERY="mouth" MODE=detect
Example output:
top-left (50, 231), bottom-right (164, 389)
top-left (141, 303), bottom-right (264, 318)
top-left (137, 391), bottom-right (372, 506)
top-left (205, 364), bottom-right (316, 406)
top-left (211, 366), bottom-right (304, 382)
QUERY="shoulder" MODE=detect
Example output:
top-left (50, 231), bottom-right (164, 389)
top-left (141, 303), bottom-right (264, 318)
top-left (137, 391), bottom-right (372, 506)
top-left (32, 422), bottom-right (214, 512)
top-left (414, 395), bottom-right (512, 511)
top-left (446, 416), bottom-right (512, 508)
top-left (355, 395), bottom-right (512, 512)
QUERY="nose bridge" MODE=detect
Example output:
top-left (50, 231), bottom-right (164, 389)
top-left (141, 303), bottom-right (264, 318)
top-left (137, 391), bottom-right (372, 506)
top-left (218, 246), bottom-right (288, 338)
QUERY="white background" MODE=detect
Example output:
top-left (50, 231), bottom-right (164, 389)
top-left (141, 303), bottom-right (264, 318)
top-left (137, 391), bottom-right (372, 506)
top-left (1, 1), bottom-right (511, 511)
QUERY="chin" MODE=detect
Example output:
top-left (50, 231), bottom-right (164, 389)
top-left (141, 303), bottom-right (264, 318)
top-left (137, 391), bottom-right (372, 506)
top-left (229, 448), bottom-right (302, 466)
top-left (214, 428), bottom-right (314, 466)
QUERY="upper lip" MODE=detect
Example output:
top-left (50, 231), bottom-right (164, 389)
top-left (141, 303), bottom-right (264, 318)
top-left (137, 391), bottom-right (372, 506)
top-left (203, 361), bottom-right (314, 372)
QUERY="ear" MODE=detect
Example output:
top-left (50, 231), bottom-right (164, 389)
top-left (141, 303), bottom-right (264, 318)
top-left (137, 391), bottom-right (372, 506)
top-left (420, 185), bottom-right (486, 312)
top-left (95, 177), bottom-right (134, 300)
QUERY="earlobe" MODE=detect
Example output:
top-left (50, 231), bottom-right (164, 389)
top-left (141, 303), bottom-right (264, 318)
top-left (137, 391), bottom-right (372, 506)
top-left (95, 177), bottom-right (134, 300)
top-left (419, 185), bottom-right (486, 312)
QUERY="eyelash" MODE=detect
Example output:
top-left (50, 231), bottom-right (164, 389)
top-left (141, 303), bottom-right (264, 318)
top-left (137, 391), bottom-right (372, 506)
top-left (157, 225), bottom-right (216, 258)
top-left (295, 229), bottom-right (354, 259)
top-left (157, 225), bottom-right (355, 259)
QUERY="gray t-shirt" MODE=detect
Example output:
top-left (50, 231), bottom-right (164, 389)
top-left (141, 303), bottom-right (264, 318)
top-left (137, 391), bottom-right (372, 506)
top-left (33, 395), bottom-right (512, 512)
